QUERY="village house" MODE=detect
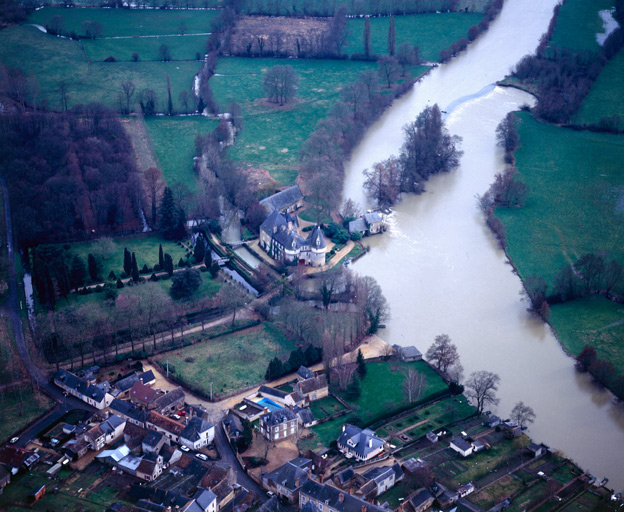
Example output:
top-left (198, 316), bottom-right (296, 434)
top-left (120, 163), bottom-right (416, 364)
top-left (296, 366), bottom-right (315, 381)
top-left (142, 430), bottom-right (168, 454)
top-left (260, 184), bottom-right (304, 214)
top-left (259, 211), bottom-right (326, 267)
top-left (457, 483), bottom-right (475, 498)
top-left (297, 374), bottom-right (328, 402)
top-left (110, 398), bottom-right (148, 428)
top-left (129, 382), bottom-right (163, 410)
top-left (146, 411), bottom-right (186, 443)
top-left (111, 370), bottom-right (156, 399)
top-left (357, 463), bottom-right (403, 499)
top-left (398, 346), bottom-right (423, 362)
top-left (399, 489), bottom-right (435, 512)
top-left (0, 446), bottom-right (38, 475)
top-left (153, 387), bottom-right (186, 416)
top-left (299, 480), bottom-right (387, 512)
top-left (84, 415), bottom-right (126, 451)
top-left (348, 211), bottom-right (386, 237)
top-left (183, 488), bottom-right (218, 512)
top-left (136, 453), bottom-right (164, 482)
top-left (259, 408), bottom-right (298, 441)
top-left (336, 424), bottom-right (385, 461)
top-left (54, 369), bottom-right (113, 410)
top-left (262, 457), bottom-right (311, 503)
top-left (180, 417), bottom-right (215, 450)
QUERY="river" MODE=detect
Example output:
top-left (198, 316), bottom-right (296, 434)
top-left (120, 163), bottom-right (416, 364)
top-left (342, 0), bottom-right (624, 491)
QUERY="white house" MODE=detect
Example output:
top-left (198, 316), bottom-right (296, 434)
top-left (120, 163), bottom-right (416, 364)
top-left (449, 437), bottom-right (474, 458)
top-left (180, 417), bottom-right (215, 450)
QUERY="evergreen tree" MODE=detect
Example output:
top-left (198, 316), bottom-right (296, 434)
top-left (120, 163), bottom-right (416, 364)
top-left (346, 375), bottom-right (361, 400)
top-left (288, 347), bottom-right (306, 373)
top-left (164, 253), bottom-right (174, 276)
top-left (204, 247), bottom-right (212, 268)
top-left (363, 16), bottom-right (371, 58)
top-left (131, 252), bottom-right (140, 282)
top-left (265, 357), bottom-right (285, 380)
top-left (356, 348), bottom-right (367, 378)
top-left (108, 270), bottom-right (116, 280)
top-left (159, 243), bottom-right (164, 268)
top-left (88, 253), bottom-right (100, 282)
top-left (159, 187), bottom-right (178, 239)
top-left (388, 15), bottom-right (396, 56)
top-left (123, 247), bottom-right (132, 275)
top-left (194, 238), bottom-right (206, 264)
top-left (304, 344), bottom-right (321, 365)
top-left (116, 278), bottom-right (124, 289)
top-left (70, 255), bottom-right (87, 290)
top-left (210, 262), bottom-right (220, 278)
top-left (104, 282), bottom-right (118, 302)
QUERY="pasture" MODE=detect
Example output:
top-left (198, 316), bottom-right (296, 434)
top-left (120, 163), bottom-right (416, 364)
top-left (496, 112), bottom-right (624, 289)
top-left (345, 12), bottom-right (484, 62)
top-left (548, 0), bottom-right (614, 54)
top-left (144, 116), bottom-right (220, 192)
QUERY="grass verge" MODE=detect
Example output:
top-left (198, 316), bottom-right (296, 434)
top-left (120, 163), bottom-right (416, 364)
top-left (548, 0), bottom-right (613, 54)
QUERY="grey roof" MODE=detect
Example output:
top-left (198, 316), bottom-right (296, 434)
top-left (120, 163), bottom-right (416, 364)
top-left (334, 467), bottom-right (354, 485)
top-left (223, 413), bottom-right (243, 436)
top-left (348, 218), bottom-right (367, 234)
top-left (260, 408), bottom-right (297, 427)
top-left (142, 430), bottom-right (164, 448)
top-left (106, 415), bottom-right (125, 430)
top-left (401, 346), bottom-right (422, 358)
top-left (363, 465), bottom-right (394, 485)
top-left (337, 424), bottom-right (384, 459)
top-left (260, 209), bottom-right (287, 235)
top-left (295, 407), bottom-right (315, 426)
top-left (409, 489), bottom-right (434, 510)
top-left (258, 496), bottom-right (287, 512)
top-left (307, 225), bottom-right (326, 250)
top-left (299, 375), bottom-right (327, 395)
top-left (110, 399), bottom-right (148, 425)
top-left (153, 387), bottom-right (185, 410)
top-left (300, 481), bottom-right (386, 512)
top-left (297, 366), bottom-right (314, 380)
top-left (450, 437), bottom-right (472, 452)
top-left (264, 458), bottom-right (310, 490)
top-left (194, 488), bottom-right (217, 510)
top-left (54, 369), bottom-right (108, 402)
top-left (181, 417), bottom-right (214, 443)
top-left (260, 185), bottom-right (303, 212)
top-left (258, 385), bottom-right (288, 400)
top-left (364, 211), bottom-right (383, 225)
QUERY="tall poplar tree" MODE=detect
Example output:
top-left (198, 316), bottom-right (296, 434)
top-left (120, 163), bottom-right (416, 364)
top-left (364, 16), bottom-right (371, 57)
top-left (388, 15), bottom-right (396, 56)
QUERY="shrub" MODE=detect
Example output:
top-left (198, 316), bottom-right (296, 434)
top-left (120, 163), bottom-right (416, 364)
top-left (104, 56), bottom-right (117, 62)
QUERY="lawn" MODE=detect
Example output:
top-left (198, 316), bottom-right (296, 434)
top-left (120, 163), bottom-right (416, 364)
top-left (548, 0), bottom-right (614, 54)
top-left (507, 479), bottom-right (548, 512)
top-left (548, 296), bottom-right (624, 373)
top-left (0, 386), bottom-right (54, 444)
top-left (496, 112), bottom-right (624, 290)
top-left (377, 481), bottom-right (409, 509)
top-left (309, 394), bottom-right (348, 419)
top-left (28, 7), bottom-right (217, 38)
top-left (0, 25), bottom-right (201, 111)
top-left (345, 12), bottom-right (484, 62)
top-left (575, 49), bottom-right (624, 125)
top-left (471, 474), bottom-right (525, 510)
top-left (159, 322), bottom-right (297, 398)
top-left (144, 116), bottom-right (220, 192)
top-left (210, 57), bottom-right (392, 184)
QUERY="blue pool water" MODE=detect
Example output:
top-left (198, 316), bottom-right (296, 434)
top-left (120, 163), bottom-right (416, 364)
top-left (257, 398), bottom-right (283, 411)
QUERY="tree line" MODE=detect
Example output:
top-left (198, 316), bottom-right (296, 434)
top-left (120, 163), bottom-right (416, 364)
top-left (363, 104), bottom-right (463, 207)
top-left (576, 345), bottom-right (624, 401)
top-left (265, 344), bottom-right (323, 380)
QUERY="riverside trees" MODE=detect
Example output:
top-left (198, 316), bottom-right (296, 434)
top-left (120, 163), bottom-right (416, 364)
top-left (364, 104), bottom-right (463, 206)
top-left (263, 65), bottom-right (298, 106)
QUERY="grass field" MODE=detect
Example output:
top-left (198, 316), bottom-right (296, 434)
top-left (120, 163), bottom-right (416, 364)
top-left (548, 295), bottom-right (624, 372)
top-left (211, 57), bottom-right (381, 184)
top-left (0, 387), bottom-right (54, 444)
top-left (496, 112), bottom-right (624, 289)
top-left (548, 0), bottom-right (614, 54)
top-left (28, 7), bottom-right (217, 38)
top-left (575, 49), bottom-right (624, 125)
top-left (144, 116), bottom-right (220, 192)
top-left (0, 25), bottom-right (201, 111)
top-left (82, 34), bottom-right (209, 62)
top-left (160, 322), bottom-right (297, 397)
top-left (471, 475), bottom-right (525, 510)
top-left (345, 12), bottom-right (484, 62)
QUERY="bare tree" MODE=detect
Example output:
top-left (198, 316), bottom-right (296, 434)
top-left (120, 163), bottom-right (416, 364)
top-left (121, 80), bottom-right (136, 114)
top-left (217, 281), bottom-right (249, 325)
top-left (356, 275), bottom-right (390, 335)
top-left (144, 167), bottom-right (164, 225)
top-left (510, 401), bottom-right (536, 429)
top-left (377, 55), bottom-right (400, 88)
top-left (425, 334), bottom-right (460, 376)
top-left (364, 157), bottom-right (401, 207)
top-left (403, 367), bottom-right (427, 403)
top-left (465, 370), bottom-right (501, 414)
top-left (263, 65), bottom-right (298, 105)
top-left (341, 198), bottom-right (362, 222)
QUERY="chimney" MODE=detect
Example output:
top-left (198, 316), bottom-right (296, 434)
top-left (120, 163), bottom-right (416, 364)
top-left (349, 488), bottom-right (353, 495)
top-left (368, 439), bottom-right (372, 448)
top-left (361, 506), bottom-right (367, 512)
top-left (339, 494), bottom-right (345, 503)
top-left (319, 473), bottom-right (324, 484)
top-left (295, 477), bottom-right (300, 488)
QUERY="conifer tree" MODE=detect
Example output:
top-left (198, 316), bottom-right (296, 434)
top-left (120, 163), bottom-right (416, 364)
top-left (388, 15), bottom-right (396, 56)
top-left (364, 16), bottom-right (371, 57)
top-left (131, 252), bottom-right (139, 282)
top-left (88, 253), bottom-right (99, 282)
top-left (194, 238), bottom-right (206, 264)
top-left (164, 253), bottom-right (174, 276)
top-left (159, 243), bottom-right (164, 268)
top-left (123, 247), bottom-right (132, 276)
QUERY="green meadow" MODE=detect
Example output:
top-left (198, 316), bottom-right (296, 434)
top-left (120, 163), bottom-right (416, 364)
top-left (81, 34), bottom-right (209, 62)
top-left (28, 7), bottom-right (217, 37)
top-left (345, 12), bottom-right (484, 62)
top-left (575, 49), bottom-right (624, 125)
top-left (548, 0), bottom-right (614, 53)
top-left (145, 116), bottom-right (220, 192)
top-left (496, 112), bottom-right (624, 289)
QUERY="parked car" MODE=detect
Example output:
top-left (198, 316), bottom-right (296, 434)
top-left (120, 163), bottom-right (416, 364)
top-left (180, 445), bottom-right (190, 452)
top-left (195, 453), bottom-right (208, 461)
top-left (10, 437), bottom-right (19, 444)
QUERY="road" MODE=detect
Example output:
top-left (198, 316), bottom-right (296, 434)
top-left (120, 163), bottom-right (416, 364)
top-left (0, 172), bottom-right (95, 447)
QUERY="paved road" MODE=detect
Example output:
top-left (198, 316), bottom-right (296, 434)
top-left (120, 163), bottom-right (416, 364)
top-left (0, 172), bottom-right (95, 446)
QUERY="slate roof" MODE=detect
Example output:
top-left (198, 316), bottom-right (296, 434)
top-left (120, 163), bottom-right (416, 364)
top-left (142, 430), bottom-right (164, 448)
top-left (260, 408), bottom-right (297, 427)
top-left (294, 407), bottom-right (315, 427)
top-left (307, 225), bottom-right (326, 250)
top-left (181, 417), bottom-right (214, 443)
top-left (223, 413), bottom-right (243, 437)
top-left (260, 209), bottom-right (287, 235)
top-left (258, 496), bottom-right (288, 512)
top-left (194, 488), bottom-right (217, 510)
top-left (400, 346), bottom-right (422, 359)
top-left (297, 366), bottom-right (314, 380)
top-left (408, 489), bottom-right (434, 510)
top-left (264, 457), bottom-right (311, 491)
top-left (337, 424), bottom-right (384, 459)
top-left (348, 218), bottom-right (367, 234)
top-left (300, 480), bottom-right (386, 512)
top-left (260, 185), bottom-right (303, 212)
top-left (298, 375), bottom-right (327, 395)
top-left (258, 386), bottom-right (288, 401)
top-left (54, 369), bottom-right (109, 403)
top-left (114, 371), bottom-right (156, 394)
top-left (450, 437), bottom-right (472, 452)
top-left (364, 211), bottom-right (383, 225)
top-left (362, 465), bottom-right (395, 484)
top-left (110, 399), bottom-right (148, 425)
top-left (153, 387), bottom-right (185, 411)
top-left (334, 467), bottom-right (354, 486)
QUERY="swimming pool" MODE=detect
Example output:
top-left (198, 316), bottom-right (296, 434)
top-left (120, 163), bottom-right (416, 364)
top-left (257, 397), bottom-right (284, 412)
